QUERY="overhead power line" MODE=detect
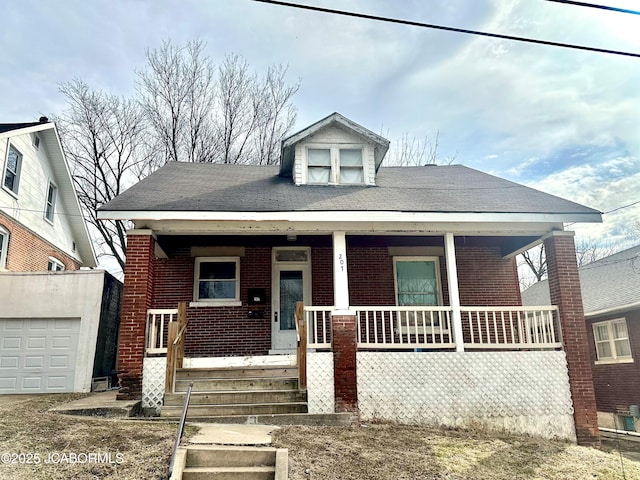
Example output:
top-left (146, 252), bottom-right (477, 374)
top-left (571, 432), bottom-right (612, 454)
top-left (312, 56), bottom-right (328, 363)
top-left (603, 199), bottom-right (640, 214)
top-left (546, 0), bottom-right (640, 16)
top-left (252, 0), bottom-right (640, 59)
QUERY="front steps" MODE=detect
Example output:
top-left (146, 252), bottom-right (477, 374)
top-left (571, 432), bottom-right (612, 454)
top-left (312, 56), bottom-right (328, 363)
top-left (171, 445), bottom-right (288, 480)
top-left (161, 365), bottom-right (308, 419)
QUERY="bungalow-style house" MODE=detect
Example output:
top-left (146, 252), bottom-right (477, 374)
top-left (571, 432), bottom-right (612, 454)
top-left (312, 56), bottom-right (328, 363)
top-left (99, 113), bottom-right (602, 446)
top-left (0, 119), bottom-right (120, 394)
top-left (523, 244), bottom-right (640, 432)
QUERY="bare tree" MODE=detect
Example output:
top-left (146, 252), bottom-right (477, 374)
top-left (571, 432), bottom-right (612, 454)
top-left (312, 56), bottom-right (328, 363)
top-left (137, 39), bottom-right (217, 164)
top-left (58, 79), bottom-right (154, 271)
top-left (382, 129), bottom-right (456, 166)
top-left (575, 236), bottom-right (617, 267)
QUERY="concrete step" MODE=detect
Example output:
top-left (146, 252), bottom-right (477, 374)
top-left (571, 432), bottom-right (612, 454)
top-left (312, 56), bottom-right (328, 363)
top-left (186, 445), bottom-right (276, 468)
top-left (160, 402), bottom-right (308, 418)
top-left (176, 366), bottom-right (297, 380)
top-left (156, 412), bottom-right (354, 426)
top-left (182, 465), bottom-right (275, 480)
top-left (175, 378), bottom-right (299, 393)
top-left (165, 390), bottom-right (307, 406)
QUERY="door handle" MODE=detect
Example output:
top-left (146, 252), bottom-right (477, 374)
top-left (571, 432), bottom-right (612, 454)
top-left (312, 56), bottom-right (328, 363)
top-left (274, 312), bottom-right (278, 323)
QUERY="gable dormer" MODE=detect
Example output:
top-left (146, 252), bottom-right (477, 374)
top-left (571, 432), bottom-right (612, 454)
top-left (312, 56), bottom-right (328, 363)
top-left (280, 113), bottom-right (389, 186)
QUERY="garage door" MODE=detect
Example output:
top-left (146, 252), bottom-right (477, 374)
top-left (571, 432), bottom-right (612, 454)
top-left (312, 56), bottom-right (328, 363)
top-left (0, 318), bottom-right (80, 393)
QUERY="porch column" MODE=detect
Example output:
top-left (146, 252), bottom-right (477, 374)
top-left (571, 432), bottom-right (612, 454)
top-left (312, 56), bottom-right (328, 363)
top-left (117, 229), bottom-right (157, 400)
top-left (544, 231), bottom-right (600, 447)
top-left (445, 233), bottom-right (464, 352)
top-left (331, 231), bottom-right (358, 412)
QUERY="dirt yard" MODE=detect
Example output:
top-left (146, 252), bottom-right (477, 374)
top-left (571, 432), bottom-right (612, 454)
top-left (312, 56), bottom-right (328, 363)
top-left (0, 394), bottom-right (182, 480)
top-left (273, 423), bottom-right (640, 480)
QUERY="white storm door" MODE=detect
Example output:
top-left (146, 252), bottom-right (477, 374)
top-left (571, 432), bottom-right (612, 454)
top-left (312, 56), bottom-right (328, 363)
top-left (272, 248), bottom-right (311, 351)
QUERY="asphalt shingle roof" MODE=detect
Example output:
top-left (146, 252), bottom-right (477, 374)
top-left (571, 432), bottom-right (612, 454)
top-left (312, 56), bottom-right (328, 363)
top-left (522, 245), bottom-right (640, 314)
top-left (100, 162), bottom-right (600, 215)
top-left (0, 122), bottom-right (42, 134)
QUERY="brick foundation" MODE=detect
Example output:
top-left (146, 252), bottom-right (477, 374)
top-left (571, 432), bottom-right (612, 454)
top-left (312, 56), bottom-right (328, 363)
top-left (332, 313), bottom-right (358, 412)
top-left (545, 232), bottom-right (600, 447)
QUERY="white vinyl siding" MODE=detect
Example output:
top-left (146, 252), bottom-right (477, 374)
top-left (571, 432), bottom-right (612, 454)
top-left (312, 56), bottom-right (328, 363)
top-left (593, 318), bottom-right (633, 364)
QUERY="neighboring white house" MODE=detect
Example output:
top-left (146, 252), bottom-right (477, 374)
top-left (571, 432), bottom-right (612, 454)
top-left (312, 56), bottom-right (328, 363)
top-left (0, 118), bottom-right (121, 394)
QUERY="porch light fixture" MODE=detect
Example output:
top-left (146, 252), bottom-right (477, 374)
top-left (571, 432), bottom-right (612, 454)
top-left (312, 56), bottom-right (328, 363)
top-left (287, 234), bottom-right (297, 242)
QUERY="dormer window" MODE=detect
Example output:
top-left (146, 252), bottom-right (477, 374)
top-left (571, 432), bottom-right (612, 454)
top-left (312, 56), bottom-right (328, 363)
top-left (306, 145), bottom-right (363, 185)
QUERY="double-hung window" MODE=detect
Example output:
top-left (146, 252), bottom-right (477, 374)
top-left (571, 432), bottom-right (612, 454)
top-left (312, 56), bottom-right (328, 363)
top-left (3, 145), bottom-right (22, 195)
top-left (45, 182), bottom-right (57, 223)
top-left (0, 226), bottom-right (9, 269)
top-left (393, 256), bottom-right (443, 331)
top-left (593, 318), bottom-right (633, 364)
top-left (193, 257), bottom-right (241, 305)
top-left (306, 146), bottom-right (364, 185)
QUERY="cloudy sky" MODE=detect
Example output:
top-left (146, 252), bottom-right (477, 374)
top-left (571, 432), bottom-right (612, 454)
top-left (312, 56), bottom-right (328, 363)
top-left (2, 0), bottom-right (639, 251)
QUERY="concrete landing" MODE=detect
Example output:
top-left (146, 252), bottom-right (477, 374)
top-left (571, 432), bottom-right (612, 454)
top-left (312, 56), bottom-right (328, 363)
top-left (50, 391), bottom-right (140, 417)
top-left (188, 423), bottom-right (278, 446)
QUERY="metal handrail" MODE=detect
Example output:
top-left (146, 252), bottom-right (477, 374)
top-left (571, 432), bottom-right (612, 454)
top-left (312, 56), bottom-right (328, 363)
top-left (167, 382), bottom-right (193, 480)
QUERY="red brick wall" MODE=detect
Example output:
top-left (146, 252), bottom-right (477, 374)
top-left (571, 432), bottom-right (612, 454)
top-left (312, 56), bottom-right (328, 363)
top-left (0, 211), bottom-right (81, 271)
top-left (152, 246), bottom-right (272, 357)
top-left (586, 309), bottom-right (640, 413)
top-left (117, 233), bottom-right (156, 399)
top-left (332, 314), bottom-right (358, 412)
top-left (545, 233), bottom-right (600, 447)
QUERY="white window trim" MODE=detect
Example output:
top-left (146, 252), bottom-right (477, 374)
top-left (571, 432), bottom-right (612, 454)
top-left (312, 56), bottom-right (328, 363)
top-left (192, 256), bottom-right (241, 306)
top-left (32, 133), bottom-right (40, 150)
top-left (304, 143), bottom-right (365, 185)
top-left (0, 225), bottom-right (9, 270)
top-left (44, 180), bottom-right (58, 224)
top-left (393, 256), bottom-right (444, 306)
top-left (2, 143), bottom-right (22, 198)
top-left (47, 256), bottom-right (65, 272)
top-left (593, 317), bottom-right (633, 364)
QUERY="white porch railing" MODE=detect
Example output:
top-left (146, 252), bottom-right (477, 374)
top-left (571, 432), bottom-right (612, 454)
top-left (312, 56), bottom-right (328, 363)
top-left (356, 306), bottom-right (455, 349)
top-left (302, 305), bottom-right (562, 351)
top-left (304, 306), bottom-right (333, 349)
top-left (461, 306), bottom-right (561, 349)
top-left (146, 308), bottom-right (178, 354)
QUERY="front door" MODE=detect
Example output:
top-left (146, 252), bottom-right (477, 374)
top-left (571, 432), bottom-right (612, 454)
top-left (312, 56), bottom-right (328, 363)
top-left (272, 248), bottom-right (311, 352)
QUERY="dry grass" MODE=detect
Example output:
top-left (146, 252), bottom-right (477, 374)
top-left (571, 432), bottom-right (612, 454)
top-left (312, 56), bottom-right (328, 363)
top-left (0, 394), bottom-right (186, 480)
top-left (273, 423), bottom-right (640, 480)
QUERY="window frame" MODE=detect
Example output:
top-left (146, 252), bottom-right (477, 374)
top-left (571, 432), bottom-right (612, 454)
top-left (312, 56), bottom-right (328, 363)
top-left (47, 256), bottom-right (65, 272)
top-left (592, 318), bottom-right (633, 365)
top-left (0, 225), bottom-right (9, 270)
top-left (304, 144), bottom-right (365, 185)
top-left (44, 181), bottom-right (57, 224)
top-left (393, 256), bottom-right (444, 307)
top-left (192, 256), bottom-right (241, 307)
top-left (3, 144), bottom-right (23, 196)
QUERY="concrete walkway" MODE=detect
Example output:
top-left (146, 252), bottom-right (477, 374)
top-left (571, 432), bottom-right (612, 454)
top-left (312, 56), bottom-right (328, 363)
top-left (49, 391), bottom-right (140, 417)
top-left (188, 423), bottom-right (279, 446)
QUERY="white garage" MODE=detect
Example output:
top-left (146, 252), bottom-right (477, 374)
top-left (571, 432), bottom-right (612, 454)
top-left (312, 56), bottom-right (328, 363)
top-left (0, 318), bottom-right (81, 393)
top-left (0, 271), bottom-right (114, 394)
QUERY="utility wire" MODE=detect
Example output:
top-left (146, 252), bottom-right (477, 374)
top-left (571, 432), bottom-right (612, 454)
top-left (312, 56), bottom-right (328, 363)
top-left (546, 0), bottom-right (640, 16)
top-left (603, 199), bottom-right (640, 215)
top-left (252, 0), bottom-right (640, 59)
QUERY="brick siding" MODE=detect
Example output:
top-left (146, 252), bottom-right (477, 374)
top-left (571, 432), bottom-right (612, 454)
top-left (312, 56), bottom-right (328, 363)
top-left (544, 233), bottom-right (600, 447)
top-left (586, 308), bottom-right (640, 414)
top-left (0, 211), bottom-right (81, 271)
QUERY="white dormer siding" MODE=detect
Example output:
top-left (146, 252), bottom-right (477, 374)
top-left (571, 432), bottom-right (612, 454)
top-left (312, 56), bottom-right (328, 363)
top-left (293, 125), bottom-right (376, 186)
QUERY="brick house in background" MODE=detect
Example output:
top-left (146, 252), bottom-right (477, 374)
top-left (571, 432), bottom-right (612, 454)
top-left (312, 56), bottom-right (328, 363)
top-left (99, 113), bottom-right (602, 446)
top-left (0, 119), bottom-right (121, 395)
top-left (523, 244), bottom-right (640, 432)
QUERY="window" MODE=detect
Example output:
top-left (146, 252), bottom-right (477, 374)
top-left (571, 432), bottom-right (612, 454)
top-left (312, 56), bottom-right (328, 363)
top-left (47, 257), bottom-right (65, 271)
top-left (306, 145), bottom-right (364, 184)
top-left (32, 134), bottom-right (40, 150)
top-left (3, 145), bottom-right (22, 194)
top-left (193, 257), bottom-right (240, 305)
top-left (0, 226), bottom-right (8, 269)
top-left (393, 257), bottom-right (442, 306)
top-left (593, 318), bottom-right (633, 364)
top-left (45, 182), bottom-right (57, 223)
